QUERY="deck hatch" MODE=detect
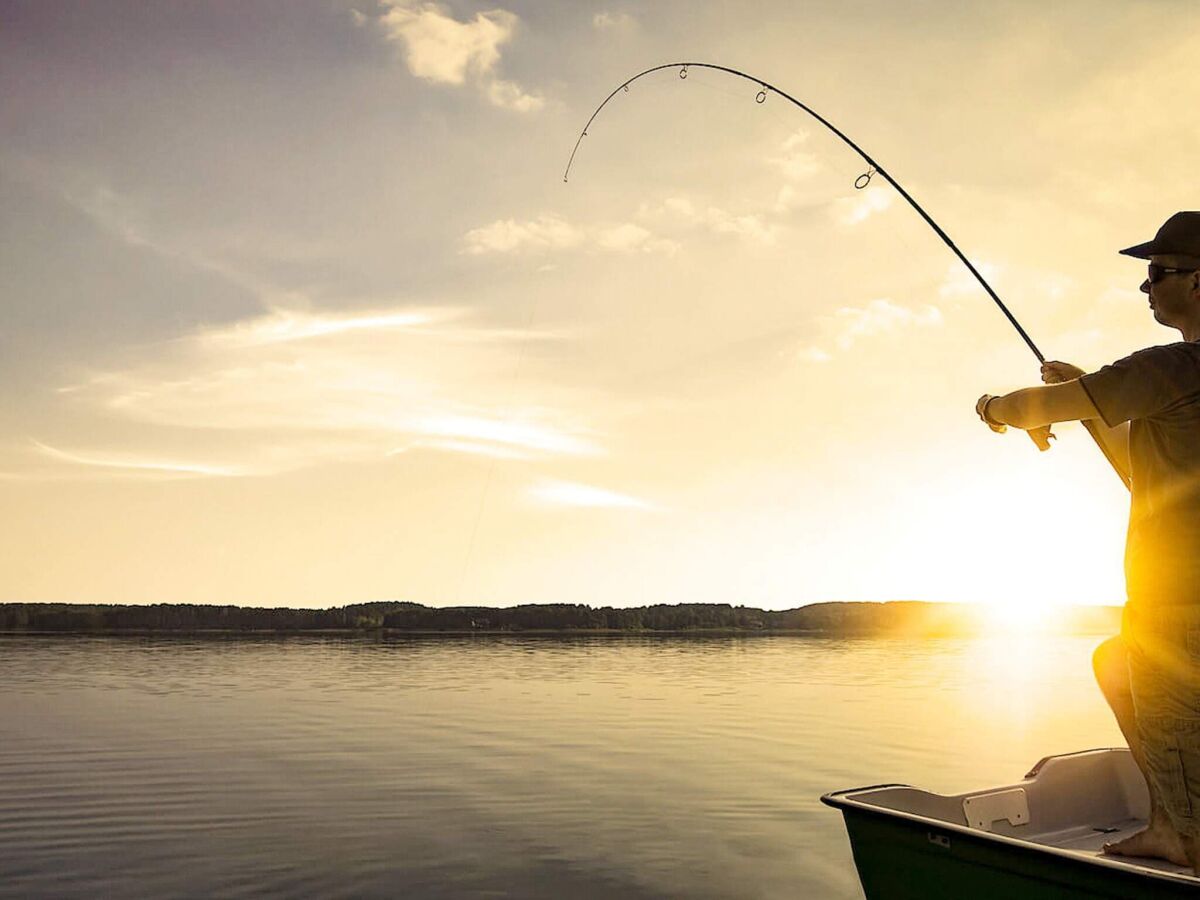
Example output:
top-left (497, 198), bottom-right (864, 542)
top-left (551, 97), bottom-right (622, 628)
top-left (962, 787), bottom-right (1029, 831)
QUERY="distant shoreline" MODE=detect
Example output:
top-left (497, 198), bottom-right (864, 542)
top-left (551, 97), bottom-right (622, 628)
top-left (0, 600), bottom-right (1123, 637)
top-left (0, 628), bottom-right (974, 637)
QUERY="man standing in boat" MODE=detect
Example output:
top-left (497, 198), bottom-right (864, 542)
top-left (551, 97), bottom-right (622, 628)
top-left (976, 211), bottom-right (1200, 873)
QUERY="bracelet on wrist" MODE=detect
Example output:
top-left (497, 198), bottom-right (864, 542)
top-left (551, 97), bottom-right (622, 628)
top-left (982, 396), bottom-right (1004, 428)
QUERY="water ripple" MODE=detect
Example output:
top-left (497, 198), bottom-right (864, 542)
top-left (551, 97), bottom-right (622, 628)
top-left (0, 633), bottom-right (1117, 899)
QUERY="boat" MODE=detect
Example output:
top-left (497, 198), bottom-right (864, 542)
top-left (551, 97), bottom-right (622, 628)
top-left (822, 748), bottom-right (1200, 898)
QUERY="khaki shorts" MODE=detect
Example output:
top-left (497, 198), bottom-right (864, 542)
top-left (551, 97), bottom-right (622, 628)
top-left (1123, 603), bottom-right (1200, 837)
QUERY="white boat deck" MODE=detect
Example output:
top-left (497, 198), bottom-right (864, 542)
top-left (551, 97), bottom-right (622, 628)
top-left (831, 749), bottom-right (1199, 882)
top-left (1031, 817), bottom-right (1192, 877)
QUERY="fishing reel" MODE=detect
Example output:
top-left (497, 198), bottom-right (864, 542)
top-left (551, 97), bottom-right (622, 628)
top-left (1026, 426), bottom-right (1055, 452)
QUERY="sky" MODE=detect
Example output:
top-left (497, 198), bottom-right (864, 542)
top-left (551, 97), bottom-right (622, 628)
top-left (2, 0), bottom-right (1197, 610)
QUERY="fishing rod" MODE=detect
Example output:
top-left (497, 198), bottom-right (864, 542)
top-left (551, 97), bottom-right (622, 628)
top-left (564, 62), bottom-right (1132, 491)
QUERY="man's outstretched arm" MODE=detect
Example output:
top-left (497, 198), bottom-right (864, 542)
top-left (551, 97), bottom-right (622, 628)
top-left (986, 381), bottom-right (1096, 430)
top-left (984, 380), bottom-right (1131, 474)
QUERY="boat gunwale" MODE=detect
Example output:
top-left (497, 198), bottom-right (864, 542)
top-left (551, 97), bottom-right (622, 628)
top-left (820, 787), bottom-right (1199, 886)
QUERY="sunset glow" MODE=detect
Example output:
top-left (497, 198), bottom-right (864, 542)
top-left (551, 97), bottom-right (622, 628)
top-left (1, 2), bottom-right (1183, 612)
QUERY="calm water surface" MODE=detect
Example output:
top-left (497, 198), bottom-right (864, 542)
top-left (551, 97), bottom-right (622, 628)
top-left (0, 634), bottom-right (1123, 898)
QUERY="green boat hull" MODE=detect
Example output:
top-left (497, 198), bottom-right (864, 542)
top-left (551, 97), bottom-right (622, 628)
top-left (824, 751), bottom-right (1200, 899)
top-left (838, 805), bottom-right (1197, 900)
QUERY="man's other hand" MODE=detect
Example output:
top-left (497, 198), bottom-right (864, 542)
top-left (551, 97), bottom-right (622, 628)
top-left (1027, 425), bottom-right (1055, 451)
top-left (1041, 361), bottom-right (1086, 384)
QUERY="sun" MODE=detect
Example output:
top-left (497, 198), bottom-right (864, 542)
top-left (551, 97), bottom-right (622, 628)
top-left (978, 597), bottom-right (1063, 635)
top-left (871, 454), bottom-right (1128, 630)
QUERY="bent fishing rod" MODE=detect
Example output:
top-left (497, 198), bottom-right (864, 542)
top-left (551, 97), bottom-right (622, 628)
top-left (564, 62), bottom-right (1131, 491)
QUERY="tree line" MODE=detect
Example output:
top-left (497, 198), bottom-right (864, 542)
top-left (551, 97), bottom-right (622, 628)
top-left (0, 600), bottom-right (1121, 635)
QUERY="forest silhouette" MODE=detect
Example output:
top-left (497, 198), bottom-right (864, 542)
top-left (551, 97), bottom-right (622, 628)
top-left (0, 600), bottom-right (1120, 636)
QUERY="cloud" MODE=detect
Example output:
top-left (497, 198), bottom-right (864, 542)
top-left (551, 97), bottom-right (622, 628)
top-left (412, 415), bottom-right (597, 456)
top-left (529, 479), bottom-right (655, 510)
top-left (798, 298), bottom-right (943, 361)
top-left (467, 199), bottom-right (773, 262)
top-left (770, 130), bottom-right (822, 182)
top-left (34, 176), bottom-right (603, 478)
top-left (58, 182), bottom-right (270, 295)
top-left (378, 2), bottom-right (543, 112)
top-left (831, 188), bottom-right (894, 226)
top-left (595, 223), bottom-right (680, 255)
top-left (379, 2), bottom-right (511, 84)
top-left (592, 11), bottom-right (635, 30)
top-left (484, 78), bottom-right (544, 113)
top-left (199, 307), bottom-right (446, 348)
top-left (31, 440), bottom-right (247, 478)
top-left (390, 438), bottom-right (534, 461)
top-left (45, 174), bottom-right (342, 303)
top-left (462, 215), bottom-right (677, 256)
top-left (463, 214), bottom-right (584, 255)
top-left (937, 260), bottom-right (1003, 301)
top-left (773, 184), bottom-right (808, 215)
top-left (60, 305), bottom-right (599, 477)
top-left (641, 197), bottom-right (776, 244)
top-left (833, 299), bottom-right (942, 349)
top-left (702, 208), bottom-right (775, 243)
top-left (796, 346), bottom-right (832, 364)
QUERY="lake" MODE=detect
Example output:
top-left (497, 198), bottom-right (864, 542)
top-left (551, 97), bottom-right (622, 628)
top-left (0, 633), bottom-right (1123, 898)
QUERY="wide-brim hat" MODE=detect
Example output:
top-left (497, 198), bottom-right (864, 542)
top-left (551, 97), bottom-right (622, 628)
top-left (1120, 211), bottom-right (1200, 259)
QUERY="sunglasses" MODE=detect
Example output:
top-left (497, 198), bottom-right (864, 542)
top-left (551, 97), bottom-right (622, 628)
top-left (1147, 263), bottom-right (1199, 284)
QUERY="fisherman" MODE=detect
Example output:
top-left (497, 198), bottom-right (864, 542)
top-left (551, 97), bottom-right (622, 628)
top-left (976, 211), bottom-right (1200, 873)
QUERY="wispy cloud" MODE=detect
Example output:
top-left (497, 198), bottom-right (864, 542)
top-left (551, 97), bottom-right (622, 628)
top-left (31, 440), bottom-right (247, 478)
top-left (199, 307), bottom-right (447, 348)
top-left (463, 215), bottom-right (585, 255)
top-left (58, 181), bottom-right (272, 295)
top-left (61, 305), bottom-right (599, 477)
top-left (529, 479), bottom-right (655, 510)
top-left (483, 78), bottom-right (544, 113)
top-left (390, 438), bottom-right (535, 461)
top-left (798, 298), bottom-right (943, 362)
top-left (378, 1), bottom-right (543, 112)
top-left (795, 346), bottom-right (832, 364)
top-left (468, 196), bottom-right (781, 261)
top-left (595, 223), bottom-right (679, 255)
top-left (37, 170), bottom-right (339, 305)
top-left (937, 260), bottom-right (1003, 301)
top-left (639, 197), bottom-right (776, 244)
top-left (592, 11), bottom-right (635, 30)
top-left (413, 415), bottom-right (598, 456)
top-left (833, 299), bottom-right (942, 348)
top-left (770, 130), bottom-right (822, 182)
top-left (831, 188), bottom-right (894, 226)
top-left (462, 214), bottom-right (678, 256)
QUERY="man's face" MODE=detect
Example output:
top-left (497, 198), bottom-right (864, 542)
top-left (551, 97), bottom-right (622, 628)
top-left (1145, 254), bottom-right (1200, 328)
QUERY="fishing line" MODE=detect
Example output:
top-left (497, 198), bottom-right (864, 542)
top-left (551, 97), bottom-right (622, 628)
top-left (452, 295), bottom-right (547, 606)
top-left (564, 61), bottom-right (1132, 490)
